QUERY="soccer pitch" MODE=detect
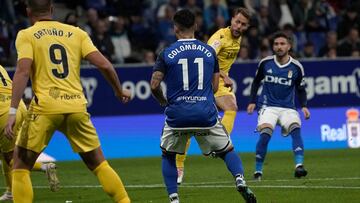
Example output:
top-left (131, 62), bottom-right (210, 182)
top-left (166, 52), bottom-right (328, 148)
top-left (4, 148), bottom-right (360, 202)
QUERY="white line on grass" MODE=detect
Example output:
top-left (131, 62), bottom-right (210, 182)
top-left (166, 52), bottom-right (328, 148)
top-left (23, 184), bottom-right (360, 190)
top-left (2, 177), bottom-right (359, 190)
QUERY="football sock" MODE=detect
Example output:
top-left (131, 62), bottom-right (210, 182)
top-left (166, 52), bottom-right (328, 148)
top-left (93, 161), bottom-right (130, 203)
top-left (1, 157), bottom-right (12, 192)
top-left (12, 169), bottom-right (33, 203)
top-left (255, 133), bottom-right (271, 172)
top-left (290, 128), bottom-right (304, 166)
top-left (32, 162), bottom-right (43, 171)
top-left (162, 153), bottom-right (177, 195)
top-left (176, 138), bottom-right (191, 168)
top-left (220, 149), bottom-right (244, 177)
top-left (221, 111), bottom-right (237, 135)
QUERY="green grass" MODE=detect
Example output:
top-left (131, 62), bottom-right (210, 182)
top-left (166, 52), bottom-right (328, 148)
top-left (3, 148), bottom-right (360, 202)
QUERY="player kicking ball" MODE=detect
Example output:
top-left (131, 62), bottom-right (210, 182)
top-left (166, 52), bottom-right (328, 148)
top-left (247, 31), bottom-right (311, 181)
top-left (151, 9), bottom-right (256, 203)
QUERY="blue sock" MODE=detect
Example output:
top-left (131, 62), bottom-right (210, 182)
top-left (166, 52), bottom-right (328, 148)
top-left (290, 128), bottom-right (304, 166)
top-left (220, 149), bottom-right (244, 177)
top-left (255, 133), bottom-right (271, 172)
top-left (162, 153), bottom-right (178, 195)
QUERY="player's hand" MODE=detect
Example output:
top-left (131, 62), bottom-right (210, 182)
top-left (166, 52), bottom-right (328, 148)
top-left (223, 76), bottom-right (233, 91)
top-left (5, 114), bottom-right (16, 140)
top-left (117, 89), bottom-right (131, 103)
top-left (302, 107), bottom-right (310, 120)
top-left (159, 99), bottom-right (168, 107)
top-left (247, 103), bottom-right (256, 114)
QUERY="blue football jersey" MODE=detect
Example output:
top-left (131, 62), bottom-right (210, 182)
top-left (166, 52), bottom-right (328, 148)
top-left (153, 39), bottom-right (219, 128)
top-left (250, 55), bottom-right (306, 109)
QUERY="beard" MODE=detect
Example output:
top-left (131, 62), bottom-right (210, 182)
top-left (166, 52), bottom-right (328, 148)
top-left (275, 50), bottom-right (287, 57)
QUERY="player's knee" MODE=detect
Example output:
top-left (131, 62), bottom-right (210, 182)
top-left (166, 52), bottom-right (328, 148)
top-left (288, 123), bottom-right (301, 133)
top-left (208, 143), bottom-right (234, 158)
top-left (259, 127), bottom-right (273, 136)
top-left (161, 150), bottom-right (176, 159)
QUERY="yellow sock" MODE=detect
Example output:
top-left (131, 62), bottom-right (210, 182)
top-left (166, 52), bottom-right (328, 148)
top-left (176, 138), bottom-right (191, 168)
top-left (12, 169), bottom-right (33, 203)
top-left (221, 111), bottom-right (237, 135)
top-left (93, 161), bottom-right (130, 203)
top-left (32, 162), bottom-right (42, 171)
top-left (1, 157), bottom-right (12, 192)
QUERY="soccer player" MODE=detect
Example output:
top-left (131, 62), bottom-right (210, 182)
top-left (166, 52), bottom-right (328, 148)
top-left (175, 7), bottom-right (251, 184)
top-left (247, 31), bottom-right (311, 180)
top-left (4, 1), bottom-right (131, 202)
top-left (151, 9), bottom-right (256, 203)
top-left (0, 65), bottom-right (59, 201)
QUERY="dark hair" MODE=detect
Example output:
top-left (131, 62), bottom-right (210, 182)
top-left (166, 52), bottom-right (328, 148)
top-left (270, 31), bottom-right (292, 46)
top-left (27, 0), bottom-right (52, 16)
top-left (232, 7), bottom-right (251, 19)
top-left (173, 9), bottom-right (195, 31)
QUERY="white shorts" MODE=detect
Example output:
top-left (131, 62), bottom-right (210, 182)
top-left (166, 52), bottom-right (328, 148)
top-left (160, 120), bottom-right (233, 156)
top-left (257, 106), bottom-right (301, 136)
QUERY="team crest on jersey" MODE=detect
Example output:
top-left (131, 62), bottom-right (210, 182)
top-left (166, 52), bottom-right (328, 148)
top-left (288, 70), bottom-right (293, 78)
top-left (212, 40), bottom-right (221, 50)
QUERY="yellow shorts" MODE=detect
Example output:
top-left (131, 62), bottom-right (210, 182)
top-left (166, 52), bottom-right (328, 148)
top-left (16, 111), bottom-right (100, 153)
top-left (214, 78), bottom-right (235, 98)
top-left (0, 101), bottom-right (27, 153)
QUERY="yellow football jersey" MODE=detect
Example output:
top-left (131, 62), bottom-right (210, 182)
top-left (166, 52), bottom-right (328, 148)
top-left (0, 65), bottom-right (12, 115)
top-left (16, 20), bottom-right (98, 114)
top-left (207, 27), bottom-right (242, 75)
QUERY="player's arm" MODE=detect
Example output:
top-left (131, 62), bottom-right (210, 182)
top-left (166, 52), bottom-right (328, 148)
top-left (295, 68), bottom-right (310, 119)
top-left (150, 51), bottom-right (168, 107)
top-left (86, 51), bottom-right (130, 103)
top-left (208, 33), bottom-right (231, 83)
top-left (5, 31), bottom-right (32, 138)
top-left (247, 63), bottom-right (265, 114)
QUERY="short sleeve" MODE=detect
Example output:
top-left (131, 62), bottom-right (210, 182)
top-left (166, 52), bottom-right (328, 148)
top-left (207, 30), bottom-right (222, 55)
top-left (213, 52), bottom-right (219, 73)
top-left (16, 30), bottom-right (33, 60)
top-left (153, 50), bottom-right (167, 74)
top-left (81, 30), bottom-right (98, 57)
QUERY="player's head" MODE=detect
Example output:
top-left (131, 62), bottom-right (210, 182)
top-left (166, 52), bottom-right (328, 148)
top-left (271, 31), bottom-right (292, 58)
top-left (26, 0), bottom-right (53, 24)
top-left (173, 9), bottom-right (196, 39)
top-left (230, 7), bottom-right (250, 38)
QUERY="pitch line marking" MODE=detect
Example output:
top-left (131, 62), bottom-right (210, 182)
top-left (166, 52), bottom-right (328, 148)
top-left (20, 184), bottom-right (360, 190)
top-left (1, 176), bottom-right (358, 190)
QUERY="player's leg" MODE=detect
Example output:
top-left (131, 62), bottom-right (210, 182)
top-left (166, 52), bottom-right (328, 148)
top-left (64, 112), bottom-right (129, 203)
top-left (13, 112), bottom-right (61, 202)
top-left (0, 155), bottom-right (12, 201)
top-left (79, 148), bottom-right (130, 203)
top-left (0, 112), bottom-right (14, 200)
top-left (195, 121), bottom-right (256, 203)
top-left (215, 94), bottom-right (238, 135)
top-left (254, 107), bottom-right (277, 180)
top-left (280, 109), bottom-right (307, 178)
top-left (160, 124), bottom-right (189, 203)
top-left (12, 146), bottom-right (40, 203)
top-left (175, 138), bottom-right (190, 184)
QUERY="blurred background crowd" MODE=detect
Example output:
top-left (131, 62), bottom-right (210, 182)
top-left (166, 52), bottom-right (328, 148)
top-left (0, 0), bottom-right (360, 66)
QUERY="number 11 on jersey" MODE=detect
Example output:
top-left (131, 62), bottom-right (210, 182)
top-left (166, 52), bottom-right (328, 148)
top-left (178, 57), bottom-right (204, 91)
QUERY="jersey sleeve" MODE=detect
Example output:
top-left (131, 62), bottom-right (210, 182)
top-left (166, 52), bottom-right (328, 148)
top-left (80, 29), bottom-right (98, 57)
top-left (249, 62), bottom-right (265, 103)
top-left (153, 50), bottom-right (167, 74)
top-left (207, 30), bottom-right (223, 55)
top-left (213, 51), bottom-right (219, 73)
top-left (295, 66), bottom-right (307, 107)
top-left (15, 30), bottom-right (33, 60)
